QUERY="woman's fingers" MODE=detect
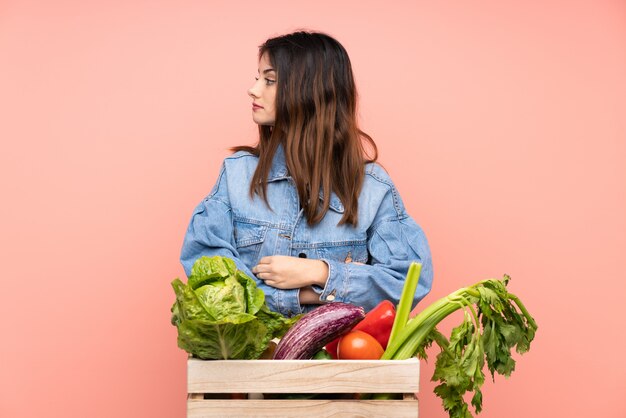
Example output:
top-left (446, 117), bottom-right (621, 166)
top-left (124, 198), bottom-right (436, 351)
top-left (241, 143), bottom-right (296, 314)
top-left (253, 256), bottom-right (273, 274)
top-left (253, 256), bottom-right (282, 274)
top-left (257, 272), bottom-right (277, 286)
top-left (257, 256), bottom-right (274, 265)
top-left (253, 267), bottom-right (275, 282)
top-left (252, 265), bottom-right (270, 275)
top-left (252, 256), bottom-right (316, 289)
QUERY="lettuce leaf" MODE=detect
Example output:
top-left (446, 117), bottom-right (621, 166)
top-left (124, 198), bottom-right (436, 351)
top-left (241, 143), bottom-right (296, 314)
top-left (170, 256), bottom-right (296, 359)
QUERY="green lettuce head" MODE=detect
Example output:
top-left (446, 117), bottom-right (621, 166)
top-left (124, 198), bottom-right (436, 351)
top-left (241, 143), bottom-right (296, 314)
top-left (171, 256), bottom-right (296, 359)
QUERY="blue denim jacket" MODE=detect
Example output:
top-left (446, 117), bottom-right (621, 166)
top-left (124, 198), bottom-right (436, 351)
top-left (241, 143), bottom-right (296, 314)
top-left (180, 145), bottom-right (433, 316)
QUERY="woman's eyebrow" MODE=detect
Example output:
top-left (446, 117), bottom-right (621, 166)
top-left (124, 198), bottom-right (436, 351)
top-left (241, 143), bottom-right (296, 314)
top-left (258, 68), bottom-right (276, 74)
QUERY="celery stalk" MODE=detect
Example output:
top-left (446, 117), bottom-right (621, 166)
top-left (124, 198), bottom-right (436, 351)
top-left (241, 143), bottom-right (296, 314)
top-left (380, 271), bottom-right (538, 417)
top-left (386, 300), bottom-right (464, 360)
top-left (387, 262), bottom-right (421, 348)
top-left (383, 283), bottom-right (472, 360)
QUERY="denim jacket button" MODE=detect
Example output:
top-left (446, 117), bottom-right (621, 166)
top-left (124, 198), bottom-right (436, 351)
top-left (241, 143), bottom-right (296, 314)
top-left (326, 294), bottom-right (336, 301)
top-left (298, 252), bottom-right (307, 258)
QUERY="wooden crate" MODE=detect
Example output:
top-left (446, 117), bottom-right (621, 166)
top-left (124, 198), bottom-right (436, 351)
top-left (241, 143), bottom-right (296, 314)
top-left (187, 358), bottom-right (420, 417)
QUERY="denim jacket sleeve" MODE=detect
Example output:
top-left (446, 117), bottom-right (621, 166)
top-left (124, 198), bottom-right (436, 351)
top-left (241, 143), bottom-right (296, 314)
top-left (179, 163), bottom-right (286, 313)
top-left (313, 172), bottom-right (434, 313)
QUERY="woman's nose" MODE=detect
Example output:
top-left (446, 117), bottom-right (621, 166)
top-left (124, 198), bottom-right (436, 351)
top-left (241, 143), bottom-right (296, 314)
top-left (248, 83), bottom-right (259, 98)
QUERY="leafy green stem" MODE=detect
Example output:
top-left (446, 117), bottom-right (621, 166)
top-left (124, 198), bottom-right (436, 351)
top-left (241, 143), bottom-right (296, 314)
top-left (507, 293), bottom-right (538, 330)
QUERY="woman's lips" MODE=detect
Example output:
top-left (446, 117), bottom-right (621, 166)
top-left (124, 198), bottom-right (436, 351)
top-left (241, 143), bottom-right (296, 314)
top-left (252, 103), bottom-right (263, 110)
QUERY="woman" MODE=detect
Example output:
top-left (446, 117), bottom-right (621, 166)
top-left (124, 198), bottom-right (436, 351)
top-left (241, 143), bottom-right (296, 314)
top-left (181, 30), bottom-right (433, 316)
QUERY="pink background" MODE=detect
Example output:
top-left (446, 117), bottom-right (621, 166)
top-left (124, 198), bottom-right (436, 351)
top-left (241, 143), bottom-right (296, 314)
top-left (1, 1), bottom-right (625, 417)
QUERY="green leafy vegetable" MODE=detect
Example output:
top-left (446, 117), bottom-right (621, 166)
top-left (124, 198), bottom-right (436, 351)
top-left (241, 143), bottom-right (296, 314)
top-left (382, 264), bottom-right (538, 418)
top-left (170, 256), bottom-right (297, 359)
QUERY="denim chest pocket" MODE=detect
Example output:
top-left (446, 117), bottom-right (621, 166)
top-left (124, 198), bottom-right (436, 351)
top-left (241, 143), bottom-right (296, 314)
top-left (233, 220), bottom-right (267, 265)
top-left (315, 241), bottom-right (369, 264)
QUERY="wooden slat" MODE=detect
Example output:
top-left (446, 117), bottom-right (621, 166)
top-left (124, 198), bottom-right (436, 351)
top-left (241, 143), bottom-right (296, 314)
top-left (187, 359), bottom-right (419, 394)
top-left (187, 399), bottom-right (418, 418)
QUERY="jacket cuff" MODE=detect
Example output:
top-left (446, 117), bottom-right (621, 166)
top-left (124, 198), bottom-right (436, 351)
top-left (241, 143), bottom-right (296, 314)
top-left (276, 288), bottom-right (302, 317)
top-left (313, 259), bottom-right (348, 302)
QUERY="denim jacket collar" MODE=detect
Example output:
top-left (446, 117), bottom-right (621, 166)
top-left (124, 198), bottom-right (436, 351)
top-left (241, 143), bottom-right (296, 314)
top-left (267, 144), bottom-right (290, 181)
top-left (267, 144), bottom-right (344, 213)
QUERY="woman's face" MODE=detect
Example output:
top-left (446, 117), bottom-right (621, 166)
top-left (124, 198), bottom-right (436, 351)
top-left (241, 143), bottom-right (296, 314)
top-left (248, 53), bottom-right (277, 126)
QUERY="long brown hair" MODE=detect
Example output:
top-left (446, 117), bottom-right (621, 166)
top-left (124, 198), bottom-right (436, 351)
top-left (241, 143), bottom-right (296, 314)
top-left (233, 31), bottom-right (377, 226)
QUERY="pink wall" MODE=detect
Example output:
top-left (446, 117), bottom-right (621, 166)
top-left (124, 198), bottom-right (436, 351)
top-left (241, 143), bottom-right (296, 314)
top-left (1, 1), bottom-right (624, 417)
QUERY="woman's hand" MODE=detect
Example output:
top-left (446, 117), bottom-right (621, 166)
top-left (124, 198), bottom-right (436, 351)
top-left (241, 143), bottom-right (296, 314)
top-left (252, 255), bottom-right (328, 289)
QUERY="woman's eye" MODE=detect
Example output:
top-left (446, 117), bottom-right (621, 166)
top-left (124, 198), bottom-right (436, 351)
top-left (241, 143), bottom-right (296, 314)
top-left (265, 78), bottom-right (276, 85)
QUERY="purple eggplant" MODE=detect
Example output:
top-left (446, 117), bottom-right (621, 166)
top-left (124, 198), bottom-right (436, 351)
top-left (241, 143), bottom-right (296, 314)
top-left (273, 302), bottom-right (365, 360)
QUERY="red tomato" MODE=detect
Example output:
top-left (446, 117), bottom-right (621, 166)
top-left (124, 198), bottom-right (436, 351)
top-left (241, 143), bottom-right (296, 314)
top-left (337, 330), bottom-right (384, 360)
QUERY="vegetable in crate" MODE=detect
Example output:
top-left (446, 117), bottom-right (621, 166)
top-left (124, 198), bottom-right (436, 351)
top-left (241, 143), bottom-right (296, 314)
top-left (170, 256), bottom-right (297, 359)
top-left (273, 302), bottom-right (365, 360)
top-left (312, 348), bottom-right (333, 360)
top-left (325, 299), bottom-right (396, 358)
top-left (337, 330), bottom-right (384, 360)
top-left (383, 262), bottom-right (538, 418)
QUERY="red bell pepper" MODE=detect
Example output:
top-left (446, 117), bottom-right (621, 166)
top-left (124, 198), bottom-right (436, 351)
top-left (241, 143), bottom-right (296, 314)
top-left (325, 337), bottom-right (341, 359)
top-left (325, 300), bottom-right (396, 358)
